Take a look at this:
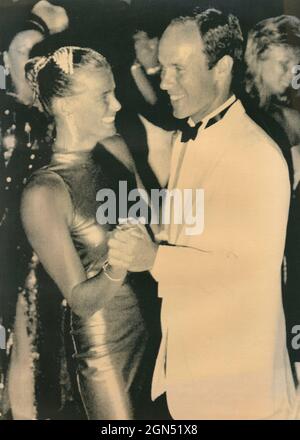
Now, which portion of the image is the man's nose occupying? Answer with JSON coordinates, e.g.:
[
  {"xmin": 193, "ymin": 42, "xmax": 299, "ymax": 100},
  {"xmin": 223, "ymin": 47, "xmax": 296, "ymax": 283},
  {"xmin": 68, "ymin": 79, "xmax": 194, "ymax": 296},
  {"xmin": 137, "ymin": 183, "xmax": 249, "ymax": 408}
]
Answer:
[
  {"xmin": 160, "ymin": 69, "xmax": 174, "ymax": 91},
  {"xmin": 110, "ymin": 94, "xmax": 121, "ymax": 113}
]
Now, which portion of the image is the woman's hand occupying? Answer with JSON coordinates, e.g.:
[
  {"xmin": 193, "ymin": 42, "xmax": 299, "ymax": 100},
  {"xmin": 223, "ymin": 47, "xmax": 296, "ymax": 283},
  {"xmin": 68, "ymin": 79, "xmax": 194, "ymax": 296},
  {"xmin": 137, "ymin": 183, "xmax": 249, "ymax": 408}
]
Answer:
[
  {"xmin": 107, "ymin": 222, "xmax": 158, "ymax": 272},
  {"xmin": 133, "ymin": 31, "xmax": 159, "ymax": 71}
]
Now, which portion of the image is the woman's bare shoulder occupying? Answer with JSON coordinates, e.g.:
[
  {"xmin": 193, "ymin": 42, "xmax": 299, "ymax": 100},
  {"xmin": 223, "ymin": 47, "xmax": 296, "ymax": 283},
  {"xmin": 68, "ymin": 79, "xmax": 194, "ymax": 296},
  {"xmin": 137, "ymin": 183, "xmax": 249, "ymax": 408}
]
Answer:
[
  {"xmin": 281, "ymin": 107, "xmax": 300, "ymax": 139},
  {"xmin": 21, "ymin": 170, "xmax": 72, "ymax": 224},
  {"xmin": 281, "ymin": 106, "xmax": 300, "ymax": 123},
  {"xmin": 272, "ymin": 105, "xmax": 300, "ymax": 145}
]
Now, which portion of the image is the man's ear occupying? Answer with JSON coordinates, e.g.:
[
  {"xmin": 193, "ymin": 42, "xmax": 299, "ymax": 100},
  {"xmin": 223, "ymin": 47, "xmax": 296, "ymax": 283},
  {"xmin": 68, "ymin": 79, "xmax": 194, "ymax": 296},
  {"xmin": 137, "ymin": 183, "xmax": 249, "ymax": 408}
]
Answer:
[{"xmin": 215, "ymin": 55, "xmax": 234, "ymax": 78}]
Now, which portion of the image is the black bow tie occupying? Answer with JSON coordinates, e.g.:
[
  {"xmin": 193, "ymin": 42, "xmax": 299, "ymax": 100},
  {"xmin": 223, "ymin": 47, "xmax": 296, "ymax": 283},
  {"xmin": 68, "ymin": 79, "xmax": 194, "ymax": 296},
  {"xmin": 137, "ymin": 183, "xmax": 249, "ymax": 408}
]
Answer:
[
  {"xmin": 179, "ymin": 99, "xmax": 237, "ymax": 143},
  {"xmin": 180, "ymin": 121, "xmax": 202, "ymax": 143}
]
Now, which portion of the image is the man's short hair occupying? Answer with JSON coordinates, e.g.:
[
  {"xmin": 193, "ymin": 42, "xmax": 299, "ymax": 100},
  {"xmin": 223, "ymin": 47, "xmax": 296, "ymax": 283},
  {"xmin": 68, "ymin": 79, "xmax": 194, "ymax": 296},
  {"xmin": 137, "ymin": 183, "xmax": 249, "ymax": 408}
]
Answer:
[{"xmin": 170, "ymin": 8, "xmax": 244, "ymax": 69}]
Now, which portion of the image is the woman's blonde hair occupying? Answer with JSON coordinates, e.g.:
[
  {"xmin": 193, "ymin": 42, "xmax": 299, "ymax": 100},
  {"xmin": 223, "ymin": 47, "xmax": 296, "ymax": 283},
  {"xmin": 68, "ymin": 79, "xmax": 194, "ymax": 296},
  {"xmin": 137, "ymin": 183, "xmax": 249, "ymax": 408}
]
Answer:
[
  {"xmin": 245, "ymin": 15, "xmax": 300, "ymax": 107},
  {"xmin": 25, "ymin": 46, "xmax": 110, "ymax": 114}
]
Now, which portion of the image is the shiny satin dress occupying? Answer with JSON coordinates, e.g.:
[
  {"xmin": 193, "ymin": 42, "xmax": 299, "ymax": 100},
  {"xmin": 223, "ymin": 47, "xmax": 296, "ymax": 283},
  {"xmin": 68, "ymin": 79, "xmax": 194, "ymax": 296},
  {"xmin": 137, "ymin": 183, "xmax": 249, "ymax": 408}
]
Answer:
[{"xmin": 30, "ymin": 148, "xmax": 148, "ymax": 420}]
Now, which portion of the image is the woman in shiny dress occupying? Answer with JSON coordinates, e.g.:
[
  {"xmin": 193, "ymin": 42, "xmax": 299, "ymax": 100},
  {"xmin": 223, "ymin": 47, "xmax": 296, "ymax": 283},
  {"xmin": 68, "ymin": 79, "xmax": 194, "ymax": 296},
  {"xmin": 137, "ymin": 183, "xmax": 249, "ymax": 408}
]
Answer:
[{"xmin": 21, "ymin": 46, "xmax": 149, "ymax": 420}]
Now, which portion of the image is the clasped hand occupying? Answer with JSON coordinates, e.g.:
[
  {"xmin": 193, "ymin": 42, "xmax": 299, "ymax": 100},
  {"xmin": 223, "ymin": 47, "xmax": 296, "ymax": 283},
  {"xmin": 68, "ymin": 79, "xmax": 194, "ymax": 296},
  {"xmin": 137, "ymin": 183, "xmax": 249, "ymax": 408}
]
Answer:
[{"xmin": 107, "ymin": 221, "xmax": 158, "ymax": 272}]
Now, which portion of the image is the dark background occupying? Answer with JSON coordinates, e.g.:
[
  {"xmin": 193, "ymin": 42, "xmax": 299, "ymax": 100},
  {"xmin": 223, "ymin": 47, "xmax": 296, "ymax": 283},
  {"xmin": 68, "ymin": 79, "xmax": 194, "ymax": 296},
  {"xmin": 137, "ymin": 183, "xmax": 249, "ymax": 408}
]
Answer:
[{"xmin": 1, "ymin": 0, "xmax": 299, "ymax": 46}]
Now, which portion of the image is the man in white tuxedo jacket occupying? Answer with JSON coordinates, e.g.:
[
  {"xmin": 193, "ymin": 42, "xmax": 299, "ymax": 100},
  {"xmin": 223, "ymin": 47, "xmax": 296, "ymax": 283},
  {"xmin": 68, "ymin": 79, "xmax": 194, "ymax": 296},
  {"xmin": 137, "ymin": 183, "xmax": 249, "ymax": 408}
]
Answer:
[{"xmin": 108, "ymin": 9, "xmax": 297, "ymax": 419}]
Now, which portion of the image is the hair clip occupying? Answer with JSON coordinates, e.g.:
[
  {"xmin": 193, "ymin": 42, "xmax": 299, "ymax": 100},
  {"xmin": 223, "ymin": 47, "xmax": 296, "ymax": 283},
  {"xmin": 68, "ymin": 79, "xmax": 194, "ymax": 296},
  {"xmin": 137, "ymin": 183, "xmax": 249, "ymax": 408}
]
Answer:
[
  {"xmin": 52, "ymin": 47, "xmax": 74, "ymax": 75},
  {"xmin": 33, "ymin": 56, "xmax": 49, "ymax": 76},
  {"xmin": 27, "ymin": 55, "xmax": 49, "ymax": 98}
]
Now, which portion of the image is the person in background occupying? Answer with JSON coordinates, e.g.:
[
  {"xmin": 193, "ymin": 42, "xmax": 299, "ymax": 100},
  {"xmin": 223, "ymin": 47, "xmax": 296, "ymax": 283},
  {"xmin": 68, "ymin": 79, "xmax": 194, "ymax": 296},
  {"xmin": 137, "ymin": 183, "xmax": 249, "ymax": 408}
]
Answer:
[
  {"xmin": 245, "ymin": 15, "xmax": 300, "ymax": 388},
  {"xmin": 127, "ymin": 28, "xmax": 175, "ymax": 190},
  {"xmin": 245, "ymin": 15, "xmax": 300, "ymax": 190},
  {"xmin": 0, "ymin": 0, "xmax": 71, "ymax": 420},
  {"xmin": 115, "ymin": 28, "xmax": 174, "ymax": 195}
]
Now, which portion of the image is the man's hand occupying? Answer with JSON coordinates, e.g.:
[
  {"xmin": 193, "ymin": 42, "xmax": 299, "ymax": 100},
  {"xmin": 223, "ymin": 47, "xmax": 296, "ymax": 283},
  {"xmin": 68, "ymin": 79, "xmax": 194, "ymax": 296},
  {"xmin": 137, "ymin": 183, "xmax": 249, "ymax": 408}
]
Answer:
[{"xmin": 108, "ymin": 223, "xmax": 158, "ymax": 272}]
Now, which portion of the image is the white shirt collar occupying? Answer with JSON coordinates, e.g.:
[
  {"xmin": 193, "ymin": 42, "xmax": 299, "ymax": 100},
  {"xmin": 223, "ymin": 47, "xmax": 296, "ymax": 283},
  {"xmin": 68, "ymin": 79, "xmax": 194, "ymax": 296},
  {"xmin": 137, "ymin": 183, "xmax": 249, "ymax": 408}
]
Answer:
[{"xmin": 187, "ymin": 94, "xmax": 237, "ymax": 128}]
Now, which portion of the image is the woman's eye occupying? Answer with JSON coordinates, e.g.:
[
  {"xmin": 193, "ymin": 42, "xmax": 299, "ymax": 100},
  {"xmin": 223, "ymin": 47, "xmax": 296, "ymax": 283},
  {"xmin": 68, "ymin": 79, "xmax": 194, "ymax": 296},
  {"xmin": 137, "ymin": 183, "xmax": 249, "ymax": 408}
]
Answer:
[{"xmin": 279, "ymin": 61, "xmax": 290, "ymax": 72}]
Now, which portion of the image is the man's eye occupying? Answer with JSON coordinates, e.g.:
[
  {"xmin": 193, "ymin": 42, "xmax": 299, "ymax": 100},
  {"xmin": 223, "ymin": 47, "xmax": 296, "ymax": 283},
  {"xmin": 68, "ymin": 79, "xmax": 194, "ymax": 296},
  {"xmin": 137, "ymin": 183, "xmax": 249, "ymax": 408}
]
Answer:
[{"xmin": 101, "ymin": 93, "xmax": 109, "ymax": 102}]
